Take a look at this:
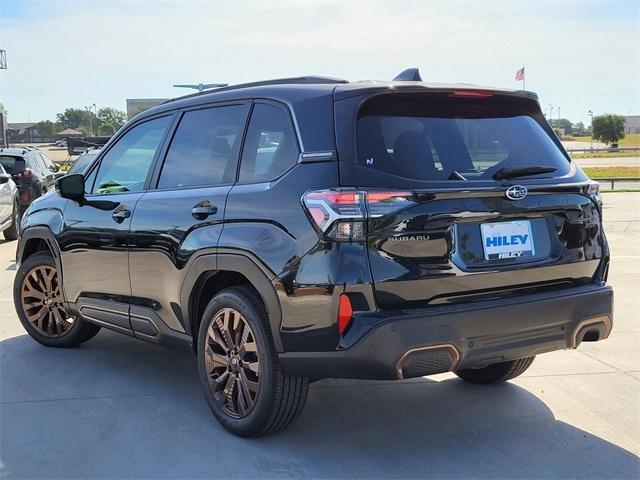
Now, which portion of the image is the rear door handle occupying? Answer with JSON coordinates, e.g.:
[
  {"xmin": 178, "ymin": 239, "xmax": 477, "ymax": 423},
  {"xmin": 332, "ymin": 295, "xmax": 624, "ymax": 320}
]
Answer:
[
  {"xmin": 112, "ymin": 207, "xmax": 131, "ymax": 223},
  {"xmin": 192, "ymin": 201, "xmax": 217, "ymax": 220}
]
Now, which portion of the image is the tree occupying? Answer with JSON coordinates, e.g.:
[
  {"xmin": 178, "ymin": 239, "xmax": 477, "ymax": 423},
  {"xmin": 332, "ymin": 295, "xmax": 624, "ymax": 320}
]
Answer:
[
  {"xmin": 592, "ymin": 114, "xmax": 626, "ymax": 146},
  {"xmin": 573, "ymin": 121, "xmax": 587, "ymax": 136},
  {"xmin": 0, "ymin": 102, "xmax": 7, "ymax": 117},
  {"xmin": 549, "ymin": 118, "xmax": 573, "ymax": 134},
  {"xmin": 56, "ymin": 108, "xmax": 96, "ymax": 135},
  {"xmin": 36, "ymin": 120, "xmax": 60, "ymax": 138},
  {"xmin": 97, "ymin": 107, "xmax": 127, "ymax": 135}
]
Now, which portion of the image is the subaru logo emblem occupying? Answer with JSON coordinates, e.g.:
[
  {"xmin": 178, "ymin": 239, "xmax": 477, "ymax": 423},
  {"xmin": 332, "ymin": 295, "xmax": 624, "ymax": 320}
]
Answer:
[{"xmin": 505, "ymin": 185, "xmax": 527, "ymax": 201}]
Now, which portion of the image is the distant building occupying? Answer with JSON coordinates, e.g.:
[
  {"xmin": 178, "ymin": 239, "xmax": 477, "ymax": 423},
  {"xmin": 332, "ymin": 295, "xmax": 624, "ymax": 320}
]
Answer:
[
  {"xmin": 6, "ymin": 122, "xmax": 56, "ymax": 143},
  {"xmin": 623, "ymin": 115, "xmax": 640, "ymax": 134},
  {"xmin": 126, "ymin": 99, "xmax": 167, "ymax": 119}
]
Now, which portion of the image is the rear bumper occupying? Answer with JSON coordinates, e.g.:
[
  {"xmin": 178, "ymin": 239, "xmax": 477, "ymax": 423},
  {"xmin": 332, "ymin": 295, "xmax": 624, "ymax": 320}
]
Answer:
[{"xmin": 279, "ymin": 283, "xmax": 613, "ymax": 380}]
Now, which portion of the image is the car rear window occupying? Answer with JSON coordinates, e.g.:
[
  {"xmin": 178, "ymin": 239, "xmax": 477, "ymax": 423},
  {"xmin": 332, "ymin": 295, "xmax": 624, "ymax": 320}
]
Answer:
[
  {"xmin": 0, "ymin": 155, "xmax": 25, "ymax": 175},
  {"xmin": 355, "ymin": 93, "xmax": 570, "ymax": 183}
]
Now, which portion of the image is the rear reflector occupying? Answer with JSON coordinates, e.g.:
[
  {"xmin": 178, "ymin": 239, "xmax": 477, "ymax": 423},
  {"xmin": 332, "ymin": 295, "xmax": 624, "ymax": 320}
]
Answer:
[
  {"xmin": 338, "ymin": 294, "xmax": 353, "ymax": 335},
  {"xmin": 450, "ymin": 90, "xmax": 493, "ymax": 98}
]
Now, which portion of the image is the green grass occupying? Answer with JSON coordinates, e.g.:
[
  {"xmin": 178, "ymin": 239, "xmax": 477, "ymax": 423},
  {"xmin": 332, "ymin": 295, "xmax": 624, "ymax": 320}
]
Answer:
[
  {"xmin": 582, "ymin": 167, "xmax": 640, "ymax": 179},
  {"xmin": 569, "ymin": 133, "xmax": 640, "ymax": 147},
  {"xmin": 571, "ymin": 150, "xmax": 640, "ymax": 158}
]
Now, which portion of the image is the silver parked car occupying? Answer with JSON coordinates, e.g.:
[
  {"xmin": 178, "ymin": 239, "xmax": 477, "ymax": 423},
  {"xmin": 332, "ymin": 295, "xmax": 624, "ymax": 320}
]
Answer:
[{"xmin": 0, "ymin": 162, "xmax": 18, "ymax": 240}]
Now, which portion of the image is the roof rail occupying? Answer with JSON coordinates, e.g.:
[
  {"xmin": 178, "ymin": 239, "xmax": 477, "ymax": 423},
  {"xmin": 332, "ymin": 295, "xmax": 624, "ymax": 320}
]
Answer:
[{"xmin": 165, "ymin": 75, "xmax": 349, "ymax": 103}]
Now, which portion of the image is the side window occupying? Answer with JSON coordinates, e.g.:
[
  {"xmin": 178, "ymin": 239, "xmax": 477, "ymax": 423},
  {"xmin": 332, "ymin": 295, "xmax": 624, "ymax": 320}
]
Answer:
[
  {"xmin": 158, "ymin": 105, "xmax": 248, "ymax": 189},
  {"xmin": 92, "ymin": 116, "xmax": 171, "ymax": 195},
  {"xmin": 239, "ymin": 104, "xmax": 299, "ymax": 184}
]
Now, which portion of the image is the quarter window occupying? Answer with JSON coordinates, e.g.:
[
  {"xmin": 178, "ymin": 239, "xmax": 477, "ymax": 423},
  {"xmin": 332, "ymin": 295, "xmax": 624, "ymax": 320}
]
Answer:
[
  {"xmin": 158, "ymin": 105, "xmax": 248, "ymax": 189},
  {"xmin": 239, "ymin": 104, "xmax": 299, "ymax": 183},
  {"xmin": 92, "ymin": 116, "xmax": 171, "ymax": 195}
]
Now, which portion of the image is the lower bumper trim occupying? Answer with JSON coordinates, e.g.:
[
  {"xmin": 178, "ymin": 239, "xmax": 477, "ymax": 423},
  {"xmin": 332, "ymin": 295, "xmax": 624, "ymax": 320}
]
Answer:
[{"xmin": 279, "ymin": 284, "xmax": 614, "ymax": 380}]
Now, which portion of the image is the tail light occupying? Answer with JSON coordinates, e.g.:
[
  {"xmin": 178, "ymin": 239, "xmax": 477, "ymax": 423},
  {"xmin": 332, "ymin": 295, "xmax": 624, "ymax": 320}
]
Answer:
[
  {"xmin": 586, "ymin": 182, "xmax": 603, "ymax": 207},
  {"xmin": 20, "ymin": 191, "xmax": 30, "ymax": 202},
  {"xmin": 13, "ymin": 168, "xmax": 33, "ymax": 180},
  {"xmin": 302, "ymin": 188, "xmax": 415, "ymax": 241}
]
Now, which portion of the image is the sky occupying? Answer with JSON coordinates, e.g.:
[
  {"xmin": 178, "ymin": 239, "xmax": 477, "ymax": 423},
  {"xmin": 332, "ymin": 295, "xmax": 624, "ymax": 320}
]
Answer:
[{"xmin": 0, "ymin": 0, "xmax": 638, "ymax": 125}]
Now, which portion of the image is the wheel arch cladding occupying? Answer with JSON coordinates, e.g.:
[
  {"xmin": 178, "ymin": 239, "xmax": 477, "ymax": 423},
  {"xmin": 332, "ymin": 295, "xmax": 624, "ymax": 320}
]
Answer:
[
  {"xmin": 18, "ymin": 226, "xmax": 60, "ymax": 267},
  {"xmin": 181, "ymin": 254, "xmax": 284, "ymax": 352}
]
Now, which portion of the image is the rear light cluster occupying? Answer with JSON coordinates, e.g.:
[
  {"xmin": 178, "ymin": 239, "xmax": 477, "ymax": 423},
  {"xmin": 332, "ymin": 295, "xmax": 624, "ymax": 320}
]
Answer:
[
  {"xmin": 302, "ymin": 188, "xmax": 415, "ymax": 241},
  {"xmin": 586, "ymin": 182, "xmax": 602, "ymax": 203},
  {"xmin": 13, "ymin": 168, "xmax": 33, "ymax": 180}
]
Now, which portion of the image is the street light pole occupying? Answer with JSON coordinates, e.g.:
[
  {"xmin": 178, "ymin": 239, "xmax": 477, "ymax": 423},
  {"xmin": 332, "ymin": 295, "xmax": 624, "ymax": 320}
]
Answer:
[
  {"xmin": 85, "ymin": 106, "xmax": 93, "ymax": 136},
  {"xmin": 93, "ymin": 103, "xmax": 97, "ymax": 135},
  {"xmin": 588, "ymin": 110, "xmax": 594, "ymax": 150}
]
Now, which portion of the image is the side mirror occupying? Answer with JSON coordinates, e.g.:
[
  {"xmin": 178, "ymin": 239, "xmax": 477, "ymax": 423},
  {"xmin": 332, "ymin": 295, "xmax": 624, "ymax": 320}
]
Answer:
[
  {"xmin": 0, "ymin": 175, "xmax": 9, "ymax": 184},
  {"xmin": 57, "ymin": 174, "xmax": 85, "ymax": 202}
]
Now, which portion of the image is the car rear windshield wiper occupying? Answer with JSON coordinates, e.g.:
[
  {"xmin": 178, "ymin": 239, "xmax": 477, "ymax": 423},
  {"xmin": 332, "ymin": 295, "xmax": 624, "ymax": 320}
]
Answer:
[
  {"xmin": 448, "ymin": 170, "xmax": 468, "ymax": 181},
  {"xmin": 492, "ymin": 166, "xmax": 557, "ymax": 180}
]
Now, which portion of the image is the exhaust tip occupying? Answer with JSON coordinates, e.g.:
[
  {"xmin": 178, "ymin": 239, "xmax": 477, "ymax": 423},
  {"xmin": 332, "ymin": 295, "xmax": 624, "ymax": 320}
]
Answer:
[
  {"xmin": 396, "ymin": 344, "xmax": 460, "ymax": 379},
  {"xmin": 570, "ymin": 315, "xmax": 612, "ymax": 348}
]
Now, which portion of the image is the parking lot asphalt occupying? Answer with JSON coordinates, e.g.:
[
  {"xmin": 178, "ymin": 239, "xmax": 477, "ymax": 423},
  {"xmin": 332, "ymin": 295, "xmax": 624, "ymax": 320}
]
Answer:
[{"xmin": 0, "ymin": 193, "xmax": 638, "ymax": 479}]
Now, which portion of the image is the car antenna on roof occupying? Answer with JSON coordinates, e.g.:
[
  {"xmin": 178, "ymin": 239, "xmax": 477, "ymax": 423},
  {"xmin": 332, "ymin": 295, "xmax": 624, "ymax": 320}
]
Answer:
[{"xmin": 393, "ymin": 68, "xmax": 423, "ymax": 81}]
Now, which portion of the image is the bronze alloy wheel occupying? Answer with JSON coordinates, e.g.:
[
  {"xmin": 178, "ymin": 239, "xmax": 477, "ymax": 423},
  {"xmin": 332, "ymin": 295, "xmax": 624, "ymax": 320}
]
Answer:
[
  {"xmin": 204, "ymin": 307, "xmax": 260, "ymax": 418},
  {"xmin": 20, "ymin": 265, "xmax": 73, "ymax": 337}
]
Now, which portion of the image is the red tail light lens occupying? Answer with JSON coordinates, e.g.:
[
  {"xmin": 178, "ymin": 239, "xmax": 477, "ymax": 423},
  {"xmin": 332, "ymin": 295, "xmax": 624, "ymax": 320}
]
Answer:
[
  {"xmin": 450, "ymin": 90, "xmax": 493, "ymax": 98},
  {"xmin": 302, "ymin": 189, "xmax": 366, "ymax": 241},
  {"xmin": 338, "ymin": 294, "xmax": 353, "ymax": 335},
  {"xmin": 302, "ymin": 189, "xmax": 415, "ymax": 241},
  {"xmin": 13, "ymin": 168, "xmax": 33, "ymax": 180},
  {"xmin": 366, "ymin": 190, "xmax": 414, "ymax": 218},
  {"xmin": 20, "ymin": 191, "xmax": 30, "ymax": 202}
]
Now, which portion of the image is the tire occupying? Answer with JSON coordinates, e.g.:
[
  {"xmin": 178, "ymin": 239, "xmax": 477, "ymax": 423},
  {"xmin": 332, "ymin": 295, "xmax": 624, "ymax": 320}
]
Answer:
[
  {"xmin": 197, "ymin": 286, "xmax": 308, "ymax": 437},
  {"xmin": 3, "ymin": 202, "xmax": 18, "ymax": 241},
  {"xmin": 454, "ymin": 356, "xmax": 535, "ymax": 385},
  {"xmin": 13, "ymin": 252, "xmax": 101, "ymax": 347}
]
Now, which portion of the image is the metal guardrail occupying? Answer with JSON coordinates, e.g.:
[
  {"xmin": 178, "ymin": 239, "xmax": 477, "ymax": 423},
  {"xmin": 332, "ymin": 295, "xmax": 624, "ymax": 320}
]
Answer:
[
  {"xmin": 596, "ymin": 178, "xmax": 639, "ymax": 190},
  {"xmin": 567, "ymin": 147, "xmax": 640, "ymax": 154}
]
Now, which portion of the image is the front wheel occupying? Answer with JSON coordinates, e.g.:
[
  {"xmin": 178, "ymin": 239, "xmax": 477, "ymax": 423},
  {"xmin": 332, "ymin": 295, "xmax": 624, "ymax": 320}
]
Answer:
[
  {"xmin": 454, "ymin": 356, "xmax": 535, "ymax": 385},
  {"xmin": 197, "ymin": 286, "xmax": 308, "ymax": 437},
  {"xmin": 13, "ymin": 252, "xmax": 101, "ymax": 347}
]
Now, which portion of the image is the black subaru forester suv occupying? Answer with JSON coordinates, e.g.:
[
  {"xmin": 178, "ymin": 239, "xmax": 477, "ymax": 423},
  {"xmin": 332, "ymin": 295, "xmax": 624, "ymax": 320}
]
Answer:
[{"xmin": 14, "ymin": 70, "xmax": 613, "ymax": 437}]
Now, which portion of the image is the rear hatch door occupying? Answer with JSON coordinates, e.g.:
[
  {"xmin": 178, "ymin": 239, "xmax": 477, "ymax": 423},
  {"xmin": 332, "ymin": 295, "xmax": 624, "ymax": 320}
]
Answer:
[{"xmin": 336, "ymin": 89, "xmax": 606, "ymax": 309}]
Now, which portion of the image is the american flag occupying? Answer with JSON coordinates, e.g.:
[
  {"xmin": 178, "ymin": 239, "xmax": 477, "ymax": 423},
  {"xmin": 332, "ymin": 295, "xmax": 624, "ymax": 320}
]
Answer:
[{"xmin": 515, "ymin": 67, "xmax": 525, "ymax": 81}]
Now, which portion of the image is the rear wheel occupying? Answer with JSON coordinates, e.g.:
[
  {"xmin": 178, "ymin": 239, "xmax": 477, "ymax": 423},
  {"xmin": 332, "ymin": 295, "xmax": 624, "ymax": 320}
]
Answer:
[
  {"xmin": 454, "ymin": 356, "xmax": 535, "ymax": 385},
  {"xmin": 3, "ymin": 202, "xmax": 18, "ymax": 241},
  {"xmin": 13, "ymin": 252, "xmax": 101, "ymax": 347},
  {"xmin": 197, "ymin": 286, "xmax": 308, "ymax": 437}
]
